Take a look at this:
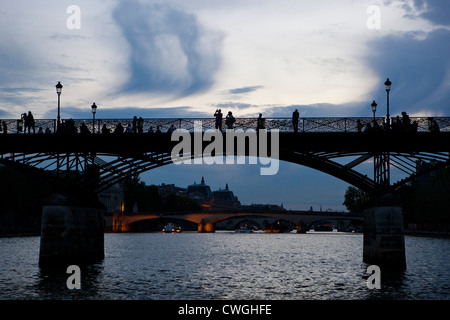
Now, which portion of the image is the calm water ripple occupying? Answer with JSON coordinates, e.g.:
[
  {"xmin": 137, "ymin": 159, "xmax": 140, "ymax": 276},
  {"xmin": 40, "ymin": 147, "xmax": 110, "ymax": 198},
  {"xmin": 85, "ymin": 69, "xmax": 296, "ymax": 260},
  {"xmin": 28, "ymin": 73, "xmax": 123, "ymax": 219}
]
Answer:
[{"xmin": 0, "ymin": 232, "xmax": 448, "ymax": 300}]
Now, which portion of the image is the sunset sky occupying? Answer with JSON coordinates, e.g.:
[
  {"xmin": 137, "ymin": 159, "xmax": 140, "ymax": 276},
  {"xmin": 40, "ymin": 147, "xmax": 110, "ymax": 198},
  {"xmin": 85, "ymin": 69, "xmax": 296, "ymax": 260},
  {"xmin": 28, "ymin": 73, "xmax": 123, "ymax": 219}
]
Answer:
[{"xmin": 1, "ymin": 0, "xmax": 449, "ymax": 210}]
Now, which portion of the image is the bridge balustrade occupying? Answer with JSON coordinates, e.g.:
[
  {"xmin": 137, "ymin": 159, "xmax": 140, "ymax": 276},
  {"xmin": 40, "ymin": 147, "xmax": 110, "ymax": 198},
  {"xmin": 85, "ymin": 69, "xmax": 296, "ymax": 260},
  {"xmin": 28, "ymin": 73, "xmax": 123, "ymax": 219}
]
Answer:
[{"xmin": 0, "ymin": 117, "xmax": 449, "ymax": 134}]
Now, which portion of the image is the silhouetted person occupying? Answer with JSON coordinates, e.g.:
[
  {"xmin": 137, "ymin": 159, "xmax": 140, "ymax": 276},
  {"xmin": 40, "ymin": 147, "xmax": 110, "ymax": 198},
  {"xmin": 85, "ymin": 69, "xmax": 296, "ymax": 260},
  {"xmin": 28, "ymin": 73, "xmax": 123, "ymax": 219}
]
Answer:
[
  {"xmin": 148, "ymin": 126, "xmax": 154, "ymax": 134},
  {"xmin": 167, "ymin": 124, "xmax": 176, "ymax": 134},
  {"xmin": 429, "ymin": 118, "xmax": 440, "ymax": 133},
  {"xmin": 102, "ymin": 124, "xmax": 111, "ymax": 134},
  {"xmin": 45, "ymin": 127, "xmax": 52, "ymax": 134},
  {"xmin": 214, "ymin": 109, "xmax": 223, "ymax": 131},
  {"xmin": 80, "ymin": 123, "xmax": 91, "ymax": 135},
  {"xmin": 433, "ymin": 120, "xmax": 440, "ymax": 133},
  {"xmin": 37, "ymin": 127, "xmax": 44, "ymax": 134},
  {"xmin": 114, "ymin": 123, "xmax": 124, "ymax": 134},
  {"xmin": 132, "ymin": 116, "xmax": 137, "ymax": 133},
  {"xmin": 356, "ymin": 119, "xmax": 362, "ymax": 133},
  {"xmin": 364, "ymin": 122, "xmax": 372, "ymax": 132},
  {"xmin": 292, "ymin": 109, "xmax": 299, "ymax": 133},
  {"xmin": 125, "ymin": 123, "xmax": 133, "ymax": 133},
  {"xmin": 257, "ymin": 113, "xmax": 265, "ymax": 130},
  {"xmin": 392, "ymin": 115, "xmax": 401, "ymax": 132},
  {"xmin": 225, "ymin": 111, "xmax": 235, "ymax": 129},
  {"xmin": 401, "ymin": 112, "xmax": 410, "ymax": 125},
  {"xmin": 137, "ymin": 117, "xmax": 144, "ymax": 134},
  {"xmin": 66, "ymin": 118, "xmax": 77, "ymax": 134},
  {"xmin": 401, "ymin": 111, "xmax": 411, "ymax": 132},
  {"xmin": 18, "ymin": 114, "xmax": 25, "ymax": 133},
  {"xmin": 27, "ymin": 111, "xmax": 35, "ymax": 134},
  {"xmin": 155, "ymin": 126, "xmax": 162, "ymax": 134}
]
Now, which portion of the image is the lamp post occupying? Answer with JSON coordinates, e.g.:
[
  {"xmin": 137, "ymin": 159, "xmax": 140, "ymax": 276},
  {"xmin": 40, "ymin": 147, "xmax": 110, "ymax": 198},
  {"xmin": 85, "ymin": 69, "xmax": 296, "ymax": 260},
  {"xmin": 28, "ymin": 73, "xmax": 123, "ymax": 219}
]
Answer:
[
  {"xmin": 55, "ymin": 82, "xmax": 63, "ymax": 131},
  {"xmin": 371, "ymin": 100, "xmax": 377, "ymax": 125},
  {"xmin": 91, "ymin": 102, "xmax": 97, "ymax": 134},
  {"xmin": 384, "ymin": 78, "xmax": 391, "ymax": 130}
]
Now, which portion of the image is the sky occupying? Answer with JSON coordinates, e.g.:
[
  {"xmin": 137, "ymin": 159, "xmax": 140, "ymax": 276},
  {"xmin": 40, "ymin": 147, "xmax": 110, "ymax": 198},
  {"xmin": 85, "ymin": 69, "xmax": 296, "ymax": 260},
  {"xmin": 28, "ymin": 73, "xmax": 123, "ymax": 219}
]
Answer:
[{"xmin": 1, "ymin": 0, "xmax": 449, "ymax": 210}]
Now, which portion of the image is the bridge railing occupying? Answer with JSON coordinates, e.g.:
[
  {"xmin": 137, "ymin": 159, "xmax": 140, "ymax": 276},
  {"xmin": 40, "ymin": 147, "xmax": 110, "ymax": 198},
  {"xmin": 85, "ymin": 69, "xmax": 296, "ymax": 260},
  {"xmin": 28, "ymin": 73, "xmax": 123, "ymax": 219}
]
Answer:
[{"xmin": 0, "ymin": 117, "xmax": 449, "ymax": 134}]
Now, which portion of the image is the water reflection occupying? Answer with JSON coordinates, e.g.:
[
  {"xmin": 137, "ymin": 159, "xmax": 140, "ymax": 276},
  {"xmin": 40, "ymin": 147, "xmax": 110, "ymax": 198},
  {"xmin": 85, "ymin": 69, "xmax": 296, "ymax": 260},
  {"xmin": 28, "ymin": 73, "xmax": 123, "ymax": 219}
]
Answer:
[
  {"xmin": 37, "ymin": 263, "xmax": 105, "ymax": 299},
  {"xmin": 362, "ymin": 265, "xmax": 407, "ymax": 299},
  {"xmin": 0, "ymin": 233, "xmax": 448, "ymax": 299}
]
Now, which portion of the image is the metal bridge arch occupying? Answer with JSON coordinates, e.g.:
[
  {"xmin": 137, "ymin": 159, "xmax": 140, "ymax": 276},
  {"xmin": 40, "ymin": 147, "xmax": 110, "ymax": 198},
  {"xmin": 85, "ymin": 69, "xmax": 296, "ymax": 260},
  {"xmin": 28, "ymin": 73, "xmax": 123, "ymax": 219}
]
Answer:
[{"xmin": 3, "ymin": 148, "xmax": 448, "ymax": 197}]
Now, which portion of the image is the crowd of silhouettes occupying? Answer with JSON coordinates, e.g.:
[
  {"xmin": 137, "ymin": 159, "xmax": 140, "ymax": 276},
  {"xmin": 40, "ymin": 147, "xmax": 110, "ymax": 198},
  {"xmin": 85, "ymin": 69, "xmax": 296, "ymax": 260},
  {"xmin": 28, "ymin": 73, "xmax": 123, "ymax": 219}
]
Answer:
[
  {"xmin": 391, "ymin": 112, "xmax": 418, "ymax": 133},
  {"xmin": 0, "ymin": 110, "xmax": 443, "ymax": 135},
  {"xmin": 359, "ymin": 111, "xmax": 439, "ymax": 134}
]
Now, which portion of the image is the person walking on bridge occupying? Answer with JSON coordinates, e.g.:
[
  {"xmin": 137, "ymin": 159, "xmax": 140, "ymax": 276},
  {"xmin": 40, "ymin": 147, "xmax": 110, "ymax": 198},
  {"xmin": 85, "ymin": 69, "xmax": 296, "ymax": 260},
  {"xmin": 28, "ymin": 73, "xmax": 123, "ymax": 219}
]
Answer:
[
  {"xmin": 292, "ymin": 109, "xmax": 299, "ymax": 133},
  {"xmin": 257, "ymin": 113, "xmax": 265, "ymax": 130},
  {"xmin": 214, "ymin": 109, "xmax": 223, "ymax": 131},
  {"xmin": 27, "ymin": 111, "xmax": 35, "ymax": 134}
]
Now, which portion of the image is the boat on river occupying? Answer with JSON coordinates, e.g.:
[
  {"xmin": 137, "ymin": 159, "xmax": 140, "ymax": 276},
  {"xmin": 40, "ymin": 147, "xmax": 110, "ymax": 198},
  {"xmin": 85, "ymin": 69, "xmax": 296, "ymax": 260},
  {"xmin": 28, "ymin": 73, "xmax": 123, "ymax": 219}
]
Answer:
[
  {"xmin": 162, "ymin": 223, "xmax": 182, "ymax": 233},
  {"xmin": 263, "ymin": 221, "xmax": 290, "ymax": 233},
  {"xmin": 235, "ymin": 225, "xmax": 253, "ymax": 233}
]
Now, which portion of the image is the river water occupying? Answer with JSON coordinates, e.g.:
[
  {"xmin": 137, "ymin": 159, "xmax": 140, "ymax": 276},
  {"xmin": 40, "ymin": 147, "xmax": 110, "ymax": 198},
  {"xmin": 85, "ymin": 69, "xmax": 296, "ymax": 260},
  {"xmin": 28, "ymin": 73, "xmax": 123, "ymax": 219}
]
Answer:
[{"xmin": 0, "ymin": 232, "xmax": 448, "ymax": 300}]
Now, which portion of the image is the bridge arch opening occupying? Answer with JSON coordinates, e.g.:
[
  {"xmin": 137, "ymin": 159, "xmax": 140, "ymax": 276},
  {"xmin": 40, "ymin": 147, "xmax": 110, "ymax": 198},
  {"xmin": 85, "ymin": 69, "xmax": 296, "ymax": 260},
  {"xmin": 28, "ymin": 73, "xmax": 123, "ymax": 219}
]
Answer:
[{"xmin": 125, "ymin": 217, "xmax": 198, "ymax": 232}]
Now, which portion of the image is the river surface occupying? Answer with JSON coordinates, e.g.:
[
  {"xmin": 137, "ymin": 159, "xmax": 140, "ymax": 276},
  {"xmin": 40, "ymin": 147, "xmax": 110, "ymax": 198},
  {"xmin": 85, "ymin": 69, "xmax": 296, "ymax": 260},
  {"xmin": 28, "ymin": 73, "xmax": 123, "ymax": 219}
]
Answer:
[{"xmin": 0, "ymin": 232, "xmax": 448, "ymax": 300}]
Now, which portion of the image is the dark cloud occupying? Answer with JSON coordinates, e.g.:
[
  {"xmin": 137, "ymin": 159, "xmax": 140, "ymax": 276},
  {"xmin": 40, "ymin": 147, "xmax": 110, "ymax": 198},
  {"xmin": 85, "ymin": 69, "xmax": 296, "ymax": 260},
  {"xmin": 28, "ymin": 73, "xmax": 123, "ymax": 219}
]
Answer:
[
  {"xmin": 214, "ymin": 102, "xmax": 255, "ymax": 110},
  {"xmin": 401, "ymin": 0, "xmax": 450, "ymax": 26},
  {"xmin": 112, "ymin": 0, "xmax": 223, "ymax": 97},
  {"xmin": 366, "ymin": 28, "xmax": 450, "ymax": 115},
  {"xmin": 263, "ymin": 102, "xmax": 368, "ymax": 118},
  {"xmin": 227, "ymin": 86, "xmax": 263, "ymax": 95},
  {"xmin": 43, "ymin": 106, "xmax": 210, "ymax": 119}
]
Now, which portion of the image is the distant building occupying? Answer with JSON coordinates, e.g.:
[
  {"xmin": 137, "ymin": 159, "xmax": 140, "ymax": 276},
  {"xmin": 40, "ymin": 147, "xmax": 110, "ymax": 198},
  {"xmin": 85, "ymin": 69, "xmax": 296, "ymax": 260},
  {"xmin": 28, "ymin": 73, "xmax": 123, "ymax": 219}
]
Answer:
[
  {"xmin": 186, "ymin": 177, "xmax": 212, "ymax": 209},
  {"xmin": 157, "ymin": 183, "xmax": 186, "ymax": 199},
  {"xmin": 211, "ymin": 183, "xmax": 241, "ymax": 211},
  {"xmin": 98, "ymin": 183, "xmax": 124, "ymax": 215},
  {"xmin": 242, "ymin": 203, "xmax": 285, "ymax": 212}
]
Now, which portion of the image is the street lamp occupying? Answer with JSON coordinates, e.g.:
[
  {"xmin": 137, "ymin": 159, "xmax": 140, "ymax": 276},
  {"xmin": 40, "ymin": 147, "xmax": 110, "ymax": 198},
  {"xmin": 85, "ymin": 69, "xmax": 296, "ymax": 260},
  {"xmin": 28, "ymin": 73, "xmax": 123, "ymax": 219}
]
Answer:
[
  {"xmin": 91, "ymin": 102, "xmax": 97, "ymax": 134},
  {"xmin": 384, "ymin": 78, "xmax": 391, "ymax": 130},
  {"xmin": 55, "ymin": 82, "xmax": 63, "ymax": 131},
  {"xmin": 371, "ymin": 100, "xmax": 377, "ymax": 125}
]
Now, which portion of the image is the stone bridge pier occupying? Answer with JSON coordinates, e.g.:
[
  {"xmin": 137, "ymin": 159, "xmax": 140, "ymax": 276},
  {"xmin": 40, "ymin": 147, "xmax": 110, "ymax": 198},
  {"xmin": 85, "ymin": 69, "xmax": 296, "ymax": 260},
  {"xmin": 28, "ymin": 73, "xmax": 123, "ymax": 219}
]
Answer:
[
  {"xmin": 39, "ymin": 196, "xmax": 105, "ymax": 266},
  {"xmin": 363, "ymin": 194, "xmax": 406, "ymax": 270},
  {"xmin": 198, "ymin": 220, "xmax": 216, "ymax": 233}
]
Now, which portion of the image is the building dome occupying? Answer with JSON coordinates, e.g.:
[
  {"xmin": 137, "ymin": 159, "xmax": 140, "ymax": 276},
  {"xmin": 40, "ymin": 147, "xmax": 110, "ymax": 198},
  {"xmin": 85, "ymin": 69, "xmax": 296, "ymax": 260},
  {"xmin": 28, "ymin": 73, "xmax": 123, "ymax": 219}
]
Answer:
[
  {"xmin": 211, "ymin": 183, "xmax": 241, "ymax": 210},
  {"xmin": 186, "ymin": 177, "xmax": 212, "ymax": 202}
]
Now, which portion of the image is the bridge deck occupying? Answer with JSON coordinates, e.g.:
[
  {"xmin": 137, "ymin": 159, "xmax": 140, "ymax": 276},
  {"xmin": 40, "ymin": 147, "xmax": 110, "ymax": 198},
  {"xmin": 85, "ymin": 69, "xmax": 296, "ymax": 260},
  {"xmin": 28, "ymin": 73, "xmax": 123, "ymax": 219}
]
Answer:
[{"xmin": 1, "ymin": 131, "xmax": 449, "ymax": 154}]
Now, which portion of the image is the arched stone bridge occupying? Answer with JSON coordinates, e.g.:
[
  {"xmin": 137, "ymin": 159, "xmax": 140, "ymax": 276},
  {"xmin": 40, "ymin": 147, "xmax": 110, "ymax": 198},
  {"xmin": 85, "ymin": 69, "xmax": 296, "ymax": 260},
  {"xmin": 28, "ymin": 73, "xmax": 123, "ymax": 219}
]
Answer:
[{"xmin": 111, "ymin": 210, "xmax": 364, "ymax": 233}]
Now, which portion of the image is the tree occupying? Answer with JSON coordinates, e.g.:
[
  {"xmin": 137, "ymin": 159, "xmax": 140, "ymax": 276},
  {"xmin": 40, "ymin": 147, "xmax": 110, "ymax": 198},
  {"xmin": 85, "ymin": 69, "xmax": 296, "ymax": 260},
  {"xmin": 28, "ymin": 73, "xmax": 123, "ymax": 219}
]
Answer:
[{"xmin": 343, "ymin": 186, "xmax": 372, "ymax": 213}]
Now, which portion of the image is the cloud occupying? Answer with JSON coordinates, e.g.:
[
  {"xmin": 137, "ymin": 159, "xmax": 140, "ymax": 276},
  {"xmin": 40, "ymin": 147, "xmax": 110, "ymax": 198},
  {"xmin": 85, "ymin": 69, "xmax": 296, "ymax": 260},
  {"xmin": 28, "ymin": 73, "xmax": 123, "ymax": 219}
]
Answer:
[
  {"xmin": 43, "ymin": 106, "xmax": 210, "ymax": 119},
  {"xmin": 366, "ymin": 28, "xmax": 450, "ymax": 115},
  {"xmin": 226, "ymin": 85, "xmax": 263, "ymax": 95},
  {"xmin": 400, "ymin": 0, "xmax": 450, "ymax": 26},
  {"xmin": 112, "ymin": 0, "xmax": 223, "ymax": 97}
]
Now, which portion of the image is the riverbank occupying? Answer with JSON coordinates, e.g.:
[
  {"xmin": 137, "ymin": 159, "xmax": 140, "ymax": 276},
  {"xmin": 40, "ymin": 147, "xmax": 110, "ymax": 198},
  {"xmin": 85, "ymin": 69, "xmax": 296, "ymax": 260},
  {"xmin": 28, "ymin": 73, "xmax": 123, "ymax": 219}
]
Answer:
[{"xmin": 405, "ymin": 223, "xmax": 450, "ymax": 238}]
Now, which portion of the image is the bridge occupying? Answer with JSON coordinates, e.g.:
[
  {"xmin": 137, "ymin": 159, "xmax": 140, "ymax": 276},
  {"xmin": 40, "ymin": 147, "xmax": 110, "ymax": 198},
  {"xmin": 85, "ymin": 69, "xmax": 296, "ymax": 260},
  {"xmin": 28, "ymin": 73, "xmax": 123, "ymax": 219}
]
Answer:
[
  {"xmin": 1, "ymin": 116, "xmax": 449, "ymax": 195},
  {"xmin": 1, "ymin": 116, "xmax": 449, "ymax": 269},
  {"xmin": 110, "ymin": 210, "xmax": 364, "ymax": 233}
]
